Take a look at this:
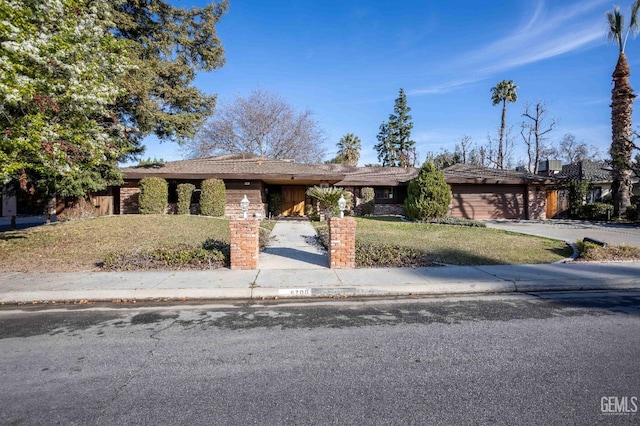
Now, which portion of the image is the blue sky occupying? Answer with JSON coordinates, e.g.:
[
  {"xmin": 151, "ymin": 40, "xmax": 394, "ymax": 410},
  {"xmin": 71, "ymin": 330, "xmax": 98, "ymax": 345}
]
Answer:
[{"xmin": 144, "ymin": 0, "xmax": 640, "ymax": 166}]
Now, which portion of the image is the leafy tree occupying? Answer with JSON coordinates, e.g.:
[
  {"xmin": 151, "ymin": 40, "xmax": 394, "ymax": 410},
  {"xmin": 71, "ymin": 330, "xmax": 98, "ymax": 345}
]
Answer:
[
  {"xmin": 110, "ymin": 0, "xmax": 228, "ymax": 144},
  {"xmin": 0, "ymin": 0, "xmax": 136, "ymax": 202},
  {"xmin": 404, "ymin": 161, "xmax": 452, "ymax": 221},
  {"xmin": 426, "ymin": 149, "xmax": 462, "ymax": 169},
  {"xmin": 335, "ymin": 133, "xmax": 361, "ymax": 166},
  {"xmin": 607, "ymin": 1, "xmax": 640, "ymax": 216},
  {"xmin": 490, "ymin": 80, "xmax": 518, "ymax": 169},
  {"xmin": 186, "ymin": 88, "xmax": 326, "ymax": 163},
  {"xmin": 374, "ymin": 89, "xmax": 417, "ymax": 167},
  {"xmin": 520, "ymin": 102, "xmax": 557, "ymax": 173}
]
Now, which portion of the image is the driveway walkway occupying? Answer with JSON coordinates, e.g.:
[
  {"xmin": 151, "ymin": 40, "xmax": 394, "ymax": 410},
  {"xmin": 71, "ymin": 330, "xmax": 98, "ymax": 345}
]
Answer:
[
  {"xmin": 259, "ymin": 220, "xmax": 328, "ymax": 269},
  {"xmin": 485, "ymin": 220, "xmax": 640, "ymax": 247}
]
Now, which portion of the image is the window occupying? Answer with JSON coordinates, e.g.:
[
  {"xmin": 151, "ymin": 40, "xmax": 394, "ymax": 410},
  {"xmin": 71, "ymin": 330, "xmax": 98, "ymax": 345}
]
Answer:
[
  {"xmin": 589, "ymin": 187, "xmax": 602, "ymax": 203},
  {"xmin": 374, "ymin": 187, "xmax": 394, "ymax": 199}
]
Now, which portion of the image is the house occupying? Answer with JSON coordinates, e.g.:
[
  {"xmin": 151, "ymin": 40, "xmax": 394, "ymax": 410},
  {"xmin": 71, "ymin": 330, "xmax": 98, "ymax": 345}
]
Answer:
[
  {"xmin": 544, "ymin": 160, "xmax": 639, "ymax": 218},
  {"xmin": 115, "ymin": 155, "xmax": 554, "ymax": 220}
]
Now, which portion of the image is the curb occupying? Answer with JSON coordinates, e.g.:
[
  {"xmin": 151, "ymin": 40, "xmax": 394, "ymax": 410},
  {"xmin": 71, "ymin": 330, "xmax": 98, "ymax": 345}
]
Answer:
[{"xmin": 3, "ymin": 281, "xmax": 640, "ymax": 305}]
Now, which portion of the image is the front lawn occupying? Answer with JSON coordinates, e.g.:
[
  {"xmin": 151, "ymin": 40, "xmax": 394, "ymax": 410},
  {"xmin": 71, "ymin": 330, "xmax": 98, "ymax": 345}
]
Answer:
[
  {"xmin": 318, "ymin": 217, "xmax": 573, "ymax": 266},
  {"xmin": 0, "ymin": 215, "xmax": 230, "ymax": 272}
]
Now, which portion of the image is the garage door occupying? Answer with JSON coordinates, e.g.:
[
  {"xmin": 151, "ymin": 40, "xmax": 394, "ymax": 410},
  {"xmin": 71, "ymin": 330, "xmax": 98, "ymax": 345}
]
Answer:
[{"xmin": 449, "ymin": 184, "xmax": 526, "ymax": 220}]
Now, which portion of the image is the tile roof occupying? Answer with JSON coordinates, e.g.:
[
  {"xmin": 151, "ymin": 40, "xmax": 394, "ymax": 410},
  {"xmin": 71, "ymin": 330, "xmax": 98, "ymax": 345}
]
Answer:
[
  {"xmin": 555, "ymin": 160, "xmax": 614, "ymax": 182},
  {"xmin": 442, "ymin": 164, "xmax": 553, "ymax": 184},
  {"xmin": 120, "ymin": 155, "xmax": 555, "ymax": 186},
  {"xmin": 321, "ymin": 164, "xmax": 419, "ymax": 186},
  {"xmin": 121, "ymin": 154, "xmax": 344, "ymax": 181}
]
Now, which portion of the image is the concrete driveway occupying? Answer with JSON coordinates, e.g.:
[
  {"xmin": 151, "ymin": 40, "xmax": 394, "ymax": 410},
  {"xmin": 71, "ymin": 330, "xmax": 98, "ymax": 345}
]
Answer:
[{"xmin": 485, "ymin": 220, "xmax": 640, "ymax": 247}]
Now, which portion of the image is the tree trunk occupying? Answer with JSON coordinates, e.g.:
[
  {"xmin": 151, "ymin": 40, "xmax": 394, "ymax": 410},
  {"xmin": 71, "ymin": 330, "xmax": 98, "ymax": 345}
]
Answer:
[
  {"xmin": 610, "ymin": 52, "xmax": 636, "ymax": 217},
  {"xmin": 498, "ymin": 101, "xmax": 506, "ymax": 169}
]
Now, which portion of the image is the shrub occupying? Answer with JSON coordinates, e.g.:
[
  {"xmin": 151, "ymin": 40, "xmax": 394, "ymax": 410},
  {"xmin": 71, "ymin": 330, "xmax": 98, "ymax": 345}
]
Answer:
[
  {"xmin": 359, "ymin": 187, "xmax": 375, "ymax": 216},
  {"xmin": 429, "ymin": 217, "xmax": 486, "ymax": 227},
  {"xmin": 268, "ymin": 193, "xmax": 283, "ymax": 216},
  {"xmin": 579, "ymin": 202, "xmax": 613, "ymax": 221},
  {"xmin": 200, "ymin": 179, "xmax": 226, "ymax": 217},
  {"xmin": 568, "ymin": 180, "xmax": 590, "ymax": 218},
  {"xmin": 625, "ymin": 205, "xmax": 639, "ymax": 221},
  {"xmin": 58, "ymin": 197, "xmax": 100, "ymax": 221},
  {"xmin": 176, "ymin": 183, "xmax": 195, "ymax": 215},
  {"xmin": 139, "ymin": 177, "xmax": 168, "ymax": 214},
  {"xmin": 305, "ymin": 203, "xmax": 320, "ymax": 221},
  {"xmin": 576, "ymin": 239, "xmax": 640, "ymax": 261},
  {"xmin": 306, "ymin": 186, "xmax": 352, "ymax": 219},
  {"xmin": 404, "ymin": 161, "xmax": 452, "ymax": 221},
  {"xmin": 102, "ymin": 241, "xmax": 228, "ymax": 270}
]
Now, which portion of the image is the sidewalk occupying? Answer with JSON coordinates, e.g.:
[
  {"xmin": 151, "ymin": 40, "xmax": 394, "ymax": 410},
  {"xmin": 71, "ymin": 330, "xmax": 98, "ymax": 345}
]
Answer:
[
  {"xmin": 1, "ymin": 262, "xmax": 639, "ymax": 304},
  {"xmin": 1, "ymin": 219, "xmax": 639, "ymax": 304}
]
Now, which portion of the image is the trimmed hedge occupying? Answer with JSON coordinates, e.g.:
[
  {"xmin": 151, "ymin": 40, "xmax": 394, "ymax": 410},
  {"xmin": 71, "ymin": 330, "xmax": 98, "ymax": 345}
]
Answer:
[
  {"xmin": 139, "ymin": 177, "xmax": 168, "ymax": 214},
  {"xmin": 200, "ymin": 179, "xmax": 226, "ymax": 217},
  {"xmin": 177, "ymin": 183, "xmax": 195, "ymax": 215},
  {"xmin": 579, "ymin": 202, "xmax": 613, "ymax": 221},
  {"xmin": 359, "ymin": 187, "xmax": 375, "ymax": 216}
]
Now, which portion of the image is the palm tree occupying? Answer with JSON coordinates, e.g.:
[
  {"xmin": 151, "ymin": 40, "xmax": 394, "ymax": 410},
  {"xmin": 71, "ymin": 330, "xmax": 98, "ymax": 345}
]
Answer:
[
  {"xmin": 607, "ymin": 1, "xmax": 640, "ymax": 217},
  {"xmin": 336, "ymin": 133, "xmax": 362, "ymax": 166},
  {"xmin": 490, "ymin": 80, "xmax": 518, "ymax": 169}
]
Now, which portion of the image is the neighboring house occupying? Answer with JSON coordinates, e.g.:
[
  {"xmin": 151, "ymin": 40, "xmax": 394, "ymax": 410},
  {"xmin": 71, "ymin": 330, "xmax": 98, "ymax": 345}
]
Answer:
[
  {"xmin": 115, "ymin": 155, "xmax": 554, "ymax": 220},
  {"xmin": 544, "ymin": 160, "xmax": 640, "ymax": 218},
  {"xmin": 555, "ymin": 160, "xmax": 640, "ymax": 202}
]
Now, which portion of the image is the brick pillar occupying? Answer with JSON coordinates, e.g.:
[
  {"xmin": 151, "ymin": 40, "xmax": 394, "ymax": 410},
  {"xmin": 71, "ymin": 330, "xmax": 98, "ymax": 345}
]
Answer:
[
  {"xmin": 328, "ymin": 217, "xmax": 356, "ymax": 269},
  {"xmin": 229, "ymin": 218, "xmax": 260, "ymax": 270}
]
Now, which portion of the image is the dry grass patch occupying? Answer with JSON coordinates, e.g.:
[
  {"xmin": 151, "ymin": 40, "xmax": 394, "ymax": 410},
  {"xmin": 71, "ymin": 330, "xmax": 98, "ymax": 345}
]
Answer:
[
  {"xmin": 350, "ymin": 217, "xmax": 572, "ymax": 266},
  {"xmin": 576, "ymin": 240, "xmax": 640, "ymax": 262},
  {"xmin": 0, "ymin": 215, "xmax": 230, "ymax": 272}
]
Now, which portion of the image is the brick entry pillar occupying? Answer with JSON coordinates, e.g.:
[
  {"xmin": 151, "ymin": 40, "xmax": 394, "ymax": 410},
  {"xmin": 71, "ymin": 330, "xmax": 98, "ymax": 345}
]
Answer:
[
  {"xmin": 328, "ymin": 217, "xmax": 356, "ymax": 269},
  {"xmin": 229, "ymin": 218, "xmax": 259, "ymax": 270}
]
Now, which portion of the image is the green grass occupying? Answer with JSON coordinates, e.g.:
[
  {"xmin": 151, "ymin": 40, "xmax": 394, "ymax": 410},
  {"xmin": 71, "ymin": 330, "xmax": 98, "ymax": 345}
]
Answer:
[
  {"xmin": 0, "ymin": 215, "xmax": 230, "ymax": 272},
  {"xmin": 317, "ymin": 217, "xmax": 573, "ymax": 266}
]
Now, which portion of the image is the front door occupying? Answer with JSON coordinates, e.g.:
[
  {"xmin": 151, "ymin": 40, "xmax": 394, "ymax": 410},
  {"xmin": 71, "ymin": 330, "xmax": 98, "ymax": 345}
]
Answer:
[
  {"xmin": 282, "ymin": 186, "xmax": 306, "ymax": 216},
  {"xmin": 546, "ymin": 190, "xmax": 558, "ymax": 219}
]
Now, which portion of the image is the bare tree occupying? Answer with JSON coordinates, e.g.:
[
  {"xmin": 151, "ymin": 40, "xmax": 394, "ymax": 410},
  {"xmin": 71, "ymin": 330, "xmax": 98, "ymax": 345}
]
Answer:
[
  {"xmin": 556, "ymin": 133, "xmax": 601, "ymax": 164},
  {"xmin": 484, "ymin": 126, "xmax": 516, "ymax": 169},
  {"xmin": 457, "ymin": 135, "xmax": 473, "ymax": 164},
  {"xmin": 520, "ymin": 102, "xmax": 557, "ymax": 173},
  {"xmin": 185, "ymin": 88, "xmax": 327, "ymax": 163}
]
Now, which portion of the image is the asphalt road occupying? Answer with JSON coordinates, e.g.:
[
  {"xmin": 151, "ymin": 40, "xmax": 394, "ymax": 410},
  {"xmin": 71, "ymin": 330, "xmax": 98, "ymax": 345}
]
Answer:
[{"xmin": 1, "ymin": 292, "xmax": 639, "ymax": 425}]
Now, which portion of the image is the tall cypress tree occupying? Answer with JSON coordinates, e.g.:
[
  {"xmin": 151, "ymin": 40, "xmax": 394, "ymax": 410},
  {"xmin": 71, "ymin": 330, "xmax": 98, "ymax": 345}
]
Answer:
[{"xmin": 374, "ymin": 89, "xmax": 417, "ymax": 167}]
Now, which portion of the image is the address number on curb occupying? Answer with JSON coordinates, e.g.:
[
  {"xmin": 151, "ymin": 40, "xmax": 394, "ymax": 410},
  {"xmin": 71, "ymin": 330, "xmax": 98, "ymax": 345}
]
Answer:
[{"xmin": 279, "ymin": 288, "xmax": 312, "ymax": 296}]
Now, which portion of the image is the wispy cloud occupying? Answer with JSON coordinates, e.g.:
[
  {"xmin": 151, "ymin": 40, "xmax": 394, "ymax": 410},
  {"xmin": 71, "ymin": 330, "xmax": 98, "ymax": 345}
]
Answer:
[{"xmin": 412, "ymin": 0, "xmax": 610, "ymax": 95}]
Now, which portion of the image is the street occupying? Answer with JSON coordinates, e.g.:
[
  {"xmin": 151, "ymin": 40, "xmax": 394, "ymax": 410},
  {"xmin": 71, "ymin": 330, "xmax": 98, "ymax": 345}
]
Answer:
[{"xmin": 1, "ymin": 292, "xmax": 639, "ymax": 425}]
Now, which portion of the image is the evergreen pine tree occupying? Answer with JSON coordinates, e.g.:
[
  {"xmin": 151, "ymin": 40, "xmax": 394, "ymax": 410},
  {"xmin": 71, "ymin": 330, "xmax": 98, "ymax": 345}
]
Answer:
[{"xmin": 374, "ymin": 89, "xmax": 417, "ymax": 167}]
